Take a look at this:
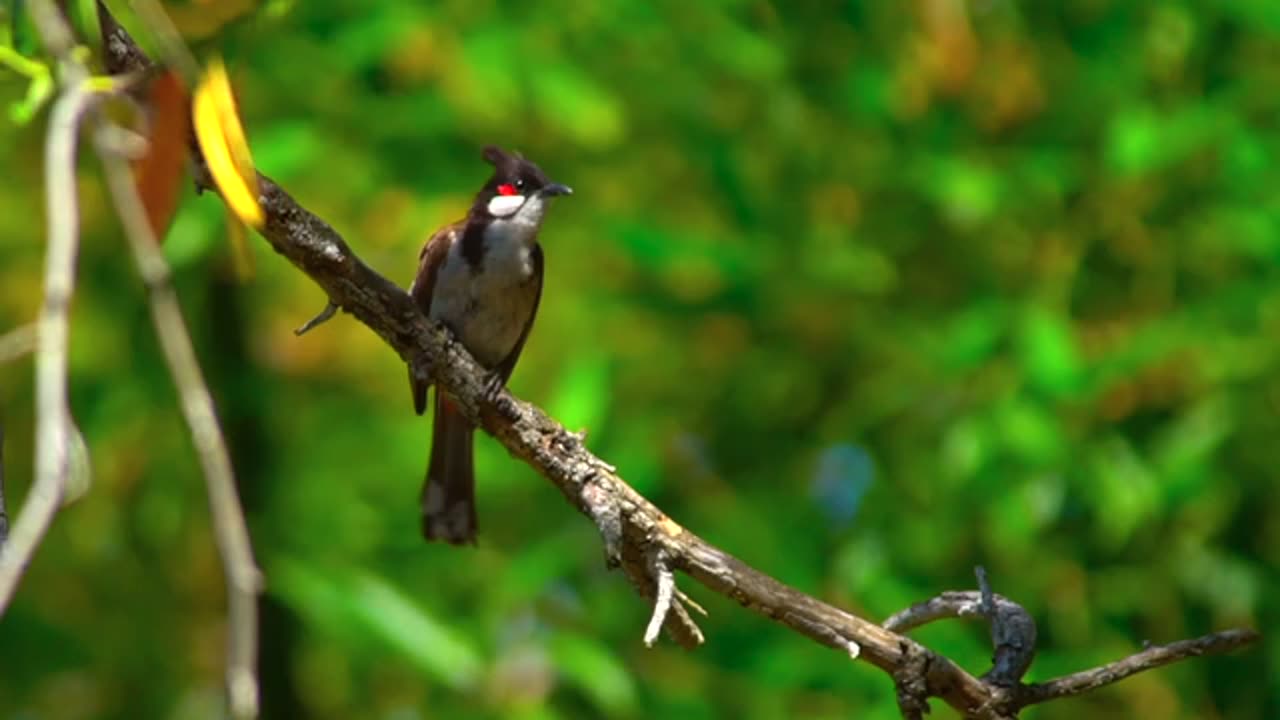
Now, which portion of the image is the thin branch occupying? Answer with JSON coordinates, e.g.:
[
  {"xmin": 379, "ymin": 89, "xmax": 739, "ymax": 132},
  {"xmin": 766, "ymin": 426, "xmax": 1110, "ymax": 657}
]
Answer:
[
  {"xmin": 0, "ymin": 75, "xmax": 98, "ymax": 614},
  {"xmin": 977, "ymin": 565, "xmax": 995, "ymax": 615},
  {"xmin": 94, "ymin": 124, "xmax": 262, "ymax": 720},
  {"xmin": 0, "ymin": 325, "xmax": 38, "ymax": 365},
  {"xmin": 884, "ymin": 590, "xmax": 994, "ymax": 633},
  {"xmin": 882, "ymin": 584, "xmax": 1037, "ymax": 689},
  {"xmin": 974, "ymin": 567, "xmax": 1036, "ymax": 687},
  {"xmin": 294, "ymin": 301, "xmax": 338, "ymax": 336},
  {"xmin": 1018, "ymin": 629, "xmax": 1260, "ymax": 706},
  {"xmin": 643, "ymin": 549, "xmax": 675, "ymax": 647}
]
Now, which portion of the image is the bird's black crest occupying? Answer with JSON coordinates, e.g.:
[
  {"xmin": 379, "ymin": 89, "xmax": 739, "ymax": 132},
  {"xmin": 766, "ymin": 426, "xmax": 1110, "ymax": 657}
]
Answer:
[
  {"xmin": 478, "ymin": 145, "xmax": 553, "ymax": 192},
  {"xmin": 482, "ymin": 145, "xmax": 521, "ymax": 170}
]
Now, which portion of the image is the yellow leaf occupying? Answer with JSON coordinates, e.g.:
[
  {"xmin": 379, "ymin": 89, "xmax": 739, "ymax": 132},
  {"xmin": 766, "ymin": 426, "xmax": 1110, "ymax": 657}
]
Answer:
[
  {"xmin": 226, "ymin": 207, "xmax": 256, "ymax": 281},
  {"xmin": 193, "ymin": 57, "xmax": 264, "ymax": 229}
]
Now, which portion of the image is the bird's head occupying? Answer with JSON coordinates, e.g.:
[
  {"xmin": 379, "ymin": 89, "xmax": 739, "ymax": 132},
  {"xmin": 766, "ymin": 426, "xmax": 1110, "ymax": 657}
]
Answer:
[{"xmin": 472, "ymin": 145, "xmax": 572, "ymax": 225}]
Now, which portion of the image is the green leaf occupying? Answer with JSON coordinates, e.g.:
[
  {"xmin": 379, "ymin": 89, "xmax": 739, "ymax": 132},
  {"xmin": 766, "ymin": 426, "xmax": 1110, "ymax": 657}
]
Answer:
[
  {"xmin": 271, "ymin": 558, "xmax": 483, "ymax": 689},
  {"xmin": 1017, "ymin": 306, "xmax": 1082, "ymax": 397},
  {"xmin": 347, "ymin": 572, "xmax": 484, "ymax": 688},
  {"xmin": 1087, "ymin": 437, "xmax": 1161, "ymax": 548},
  {"xmin": 548, "ymin": 633, "xmax": 637, "ymax": 714},
  {"xmin": 163, "ymin": 198, "xmax": 225, "ymax": 270},
  {"xmin": 921, "ymin": 158, "xmax": 1002, "ymax": 228},
  {"xmin": 68, "ymin": 0, "xmax": 101, "ymax": 50},
  {"xmin": 0, "ymin": 45, "xmax": 52, "ymax": 124},
  {"xmin": 530, "ymin": 65, "xmax": 625, "ymax": 149},
  {"xmin": 994, "ymin": 397, "xmax": 1063, "ymax": 465},
  {"xmin": 546, "ymin": 353, "xmax": 611, "ymax": 435}
]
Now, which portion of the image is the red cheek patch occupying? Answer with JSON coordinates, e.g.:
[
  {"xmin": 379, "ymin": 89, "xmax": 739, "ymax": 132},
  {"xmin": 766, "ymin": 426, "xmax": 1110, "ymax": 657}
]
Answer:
[{"xmin": 497, "ymin": 183, "xmax": 517, "ymax": 196}]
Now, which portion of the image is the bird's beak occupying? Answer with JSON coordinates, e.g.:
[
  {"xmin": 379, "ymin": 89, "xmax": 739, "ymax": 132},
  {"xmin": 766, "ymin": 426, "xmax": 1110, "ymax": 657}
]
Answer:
[{"xmin": 541, "ymin": 182, "xmax": 573, "ymax": 197}]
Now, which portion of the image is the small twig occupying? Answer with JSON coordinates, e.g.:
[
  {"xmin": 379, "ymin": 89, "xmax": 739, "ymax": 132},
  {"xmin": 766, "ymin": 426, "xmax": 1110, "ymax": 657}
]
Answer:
[
  {"xmin": 976, "ymin": 566, "xmax": 994, "ymax": 617},
  {"xmin": 94, "ymin": 123, "xmax": 262, "ymax": 719},
  {"xmin": 0, "ymin": 75, "xmax": 98, "ymax": 614},
  {"xmin": 883, "ymin": 590, "xmax": 993, "ymax": 632},
  {"xmin": 881, "ymin": 578, "xmax": 1038, "ymax": 691},
  {"xmin": 1018, "ymin": 628, "xmax": 1259, "ymax": 707},
  {"xmin": 615, "ymin": 541, "xmax": 705, "ymax": 649},
  {"xmin": 643, "ymin": 550, "xmax": 676, "ymax": 647},
  {"xmin": 676, "ymin": 588, "xmax": 707, "ymax": 617},
  {"xmin": 294, "ymin": 301, "xmax": 338, "ymax": 336},
  {"xmin": 0, "ymin": 325, "xmax": 39, "ymax": 365},
  {"xmin": 973, "ymin": 567, "xmax": 1036, "ymax": 687},
  {"xmin": 581, "ymin": 474, "xmax": 623, "ymax": 565}
]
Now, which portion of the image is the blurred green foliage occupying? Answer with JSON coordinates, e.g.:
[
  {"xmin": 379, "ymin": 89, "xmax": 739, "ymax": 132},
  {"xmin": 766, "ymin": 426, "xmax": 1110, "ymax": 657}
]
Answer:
[{"xmin": 2, "ymin": 0, "xmax": 1279, "ymax": 718}]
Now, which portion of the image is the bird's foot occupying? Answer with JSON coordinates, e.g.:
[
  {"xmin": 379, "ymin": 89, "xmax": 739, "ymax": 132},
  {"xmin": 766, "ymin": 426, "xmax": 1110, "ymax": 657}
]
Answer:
[
  {"xmin": 482, "ymin": 371, "xmax": 506, "ymax": 404},
  {"xmin": 482, "ymin": 371, "xmax": 521, "ymax": 421}
]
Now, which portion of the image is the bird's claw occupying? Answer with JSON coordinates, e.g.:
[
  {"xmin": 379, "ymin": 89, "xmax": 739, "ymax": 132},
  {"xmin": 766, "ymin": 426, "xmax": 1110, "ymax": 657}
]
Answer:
[
  {"xmin": 482, "ymin": 371, "xmax": 506, "ymax": 404},
  {"xmin": 482, "ymin": 371, "xmax": 522, "ymax": 421}
]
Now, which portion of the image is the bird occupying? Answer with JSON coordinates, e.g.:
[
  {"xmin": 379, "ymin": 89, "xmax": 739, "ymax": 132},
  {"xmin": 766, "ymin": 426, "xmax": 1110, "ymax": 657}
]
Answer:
[{"xmin": 408, "ymin": 145, "xmax": 572, "ymax": 544}]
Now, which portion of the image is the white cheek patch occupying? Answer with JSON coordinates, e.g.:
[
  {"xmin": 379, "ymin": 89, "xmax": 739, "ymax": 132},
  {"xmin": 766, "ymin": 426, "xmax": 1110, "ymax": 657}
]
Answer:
[{"xmin": 487, "ymin": 194, "xmax": 525, "ymax": 217}]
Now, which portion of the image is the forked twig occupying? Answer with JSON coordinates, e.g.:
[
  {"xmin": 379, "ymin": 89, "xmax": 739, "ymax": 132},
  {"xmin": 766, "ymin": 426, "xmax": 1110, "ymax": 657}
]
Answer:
[
  {"xmin": 643, "ymin": 549, "xmax": 676, "ymax": 647},
  {"xmin": 294, "ymin": 301, "xmax": 338, "ymax": 336}
]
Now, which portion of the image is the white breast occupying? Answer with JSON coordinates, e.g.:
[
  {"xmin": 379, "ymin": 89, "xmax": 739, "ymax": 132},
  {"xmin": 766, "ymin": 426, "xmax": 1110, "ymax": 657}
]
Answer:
[{"xmin": 429, "ymin": 215, "xmax": 540, "ymax": 368}]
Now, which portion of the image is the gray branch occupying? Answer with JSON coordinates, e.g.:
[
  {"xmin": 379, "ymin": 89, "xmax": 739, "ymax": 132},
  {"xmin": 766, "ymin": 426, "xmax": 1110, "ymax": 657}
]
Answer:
[{"xmin": 1017, "ymin": 629, "xmax": 1259, "ymax": 707}]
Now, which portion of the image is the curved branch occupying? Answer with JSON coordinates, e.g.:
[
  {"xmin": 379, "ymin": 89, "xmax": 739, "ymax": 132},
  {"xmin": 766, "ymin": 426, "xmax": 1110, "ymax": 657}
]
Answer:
[{"xmin": 885, "ymin": 567, "xmax": 1037, "ymax": 688}]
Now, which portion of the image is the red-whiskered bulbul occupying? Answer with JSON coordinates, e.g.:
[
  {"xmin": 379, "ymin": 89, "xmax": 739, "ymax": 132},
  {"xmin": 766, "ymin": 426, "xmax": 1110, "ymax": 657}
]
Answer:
[{"xmin": 409, "ymin": 145, "xmax": 572, "ymax": 544}]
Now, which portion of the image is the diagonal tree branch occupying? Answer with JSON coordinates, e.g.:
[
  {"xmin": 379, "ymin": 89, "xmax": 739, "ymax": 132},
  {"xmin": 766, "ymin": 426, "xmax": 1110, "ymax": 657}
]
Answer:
[
  {"xmin": 93, "ymin": 3, "xmax": 1259, "ymax": 718},
  {"xmin": 1016, "ymin": 629, "xmax": 1259, "ymax": 707}
]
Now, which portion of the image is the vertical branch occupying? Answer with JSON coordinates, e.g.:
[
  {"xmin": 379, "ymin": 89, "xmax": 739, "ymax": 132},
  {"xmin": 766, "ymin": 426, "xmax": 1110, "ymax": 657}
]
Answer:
[
  {"xmin": 93, "ymin": 128, "xmax": 263, "ymax": 719},
  {"xmin": 0, "ymin": 81, "xmax": 97, "ymax": 612}
]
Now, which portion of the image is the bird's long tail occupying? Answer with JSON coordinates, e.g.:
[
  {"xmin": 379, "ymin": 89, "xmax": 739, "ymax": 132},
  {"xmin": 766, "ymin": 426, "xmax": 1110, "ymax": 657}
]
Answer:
[{"xmin": 421, "ymin": 392, "xmax": 477, "ymax": 544}]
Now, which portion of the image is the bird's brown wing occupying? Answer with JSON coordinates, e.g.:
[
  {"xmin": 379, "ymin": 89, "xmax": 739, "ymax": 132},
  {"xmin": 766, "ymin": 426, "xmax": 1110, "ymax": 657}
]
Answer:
[
  {"xmin": 409, "ymin": 222, "xmax": 460, "ymax": 415},
  {"xmin": 492, "ymin": 243, "xmax": 544, "ymax": 384}
]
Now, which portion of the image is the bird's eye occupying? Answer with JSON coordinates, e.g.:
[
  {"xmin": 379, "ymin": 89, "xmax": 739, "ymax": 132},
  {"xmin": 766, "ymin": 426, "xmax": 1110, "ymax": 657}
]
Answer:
[{"xmin": 497, "ymin": 183, "xmax": 517, "ymax": 196}]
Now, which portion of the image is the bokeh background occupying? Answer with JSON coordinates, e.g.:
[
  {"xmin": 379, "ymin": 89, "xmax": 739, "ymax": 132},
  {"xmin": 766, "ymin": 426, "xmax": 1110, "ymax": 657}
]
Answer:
[{"xmin": 2, "ymin": 1, "xmax": 1279, "ymax": 718}]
